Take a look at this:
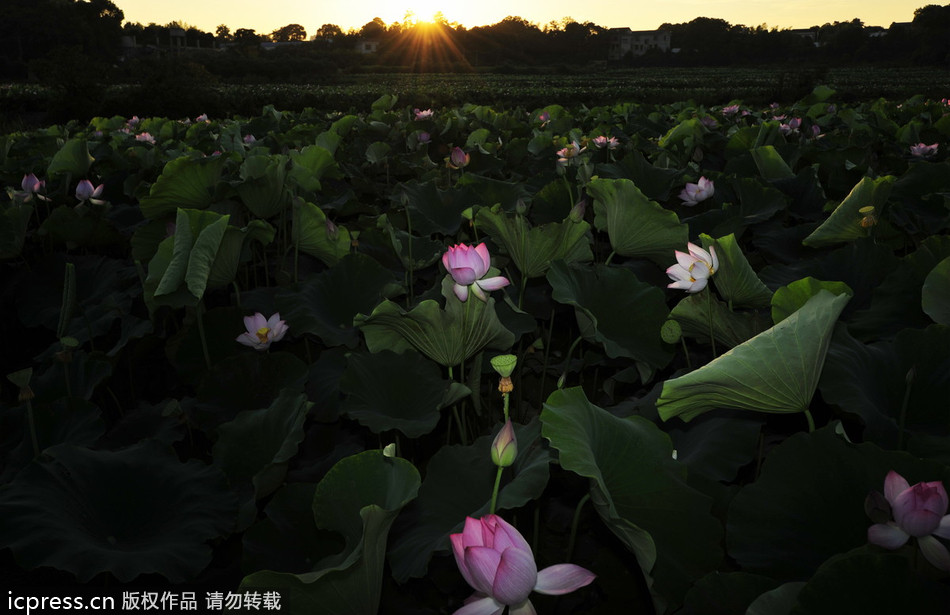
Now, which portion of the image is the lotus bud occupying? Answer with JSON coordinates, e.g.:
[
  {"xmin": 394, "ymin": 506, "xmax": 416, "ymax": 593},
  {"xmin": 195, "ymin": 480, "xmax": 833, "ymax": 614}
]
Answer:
[
  {"xmin": 491, "ymin": 420, "xmax": 518, "ymax": 468},
  {"xmin": 568, "ymin": 200, "xmax": 586, "ymax": 223}
]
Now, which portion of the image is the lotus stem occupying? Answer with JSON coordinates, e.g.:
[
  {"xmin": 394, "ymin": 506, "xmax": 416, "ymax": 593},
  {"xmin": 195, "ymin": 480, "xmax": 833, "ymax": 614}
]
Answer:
[
  {"xmin": 567, "ymin": 493, "xmax": 591, "ymax": 562},
  {"xmin": 194, "ymin": 302, "xmax": 212, "ymax": 370},
  {"xmin": 538, "ymin": 308, "xmax": 556, "ymax": 407},
  {"xmin": 489, "ymin": 466, "xmax": 504, "ymax": 514},
  {"xmin": 26, "ymin": 399, "xmax": 39, "ymax": 459},
  {"xmin": 897, "ymin": 366, "xmax": 915, "ymax": 451},
  {"xmin": 804, "ymin": 409, "xmax": 815, "ymax": 433},
  {"xmin": 706, "ymin": 286, "xmax": 717, "ymax": 359}
]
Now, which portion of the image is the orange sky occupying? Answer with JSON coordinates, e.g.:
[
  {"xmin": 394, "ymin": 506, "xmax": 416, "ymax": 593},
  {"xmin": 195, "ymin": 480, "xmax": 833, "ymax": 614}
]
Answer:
[{"xmin": 112, "ymin": 0, "xmax": 924, "ymax": 35}]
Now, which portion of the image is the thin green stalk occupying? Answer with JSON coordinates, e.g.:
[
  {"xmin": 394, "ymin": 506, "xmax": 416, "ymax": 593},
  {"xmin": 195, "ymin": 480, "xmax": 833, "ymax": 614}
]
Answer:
[
  {"xmin": 680, "ymin": 337, "xmax": 692, "ymax": 369},
  {"xmin": 194, "ymin": 302, "xmax": 212, "ymax": 370},
  {"xmin": 538, "ymin": 308, "xmax": 556, "ymax": 407},
  {"xmin": 897, "ymin": 366, "xmax": 915, "ymax": 451},
  {"xmin": 502, "ymin": 392, "xmax": 510, "ymax": 422},
  {"xmin": 804, "ymin": 409, "xmax": 815, "ymax": 433},
  {"xmin": 405, "ymin": 205, "xmax": 415, "ymax": 306},
  {"xmin": 706, "ymin": 286, "xmax": 718, "ymax": 359},
  {"xmin": 605, "ymin": 250, "xmax": 616, "ymax": 266},
  {"xmin": 489, "ymin": 466, "xmax": 504, "ymax": 514},
  {"xmin": 232, "ymin": 281, "xmax": 242, "ymax": 310},
  {"xmin": 567, "ymin": 493, "xmax": 591, "ymax": 562}
]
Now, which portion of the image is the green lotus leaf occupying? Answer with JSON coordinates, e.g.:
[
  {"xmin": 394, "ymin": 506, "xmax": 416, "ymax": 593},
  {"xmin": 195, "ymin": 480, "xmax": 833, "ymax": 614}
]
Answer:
[
  {"xmin": 197, "ymin": 351, "xmax": 309, "ymax": 423},
  {"xmin": 751, "ymin": 145, "xmax": 795, "ymax": 180},
  {"xmin": 365, "ymin": 141, "xmax": 391, "ymax": 164},
  {"xmin": 207, "ymin": 220, "xmax": 275, "ymax": 290},
  {"xmin": 235, "ymin": 154, "xmax": 290, "ymax": 219},
  {"xmin": 588, "ymin": 177, "xmax": 688, "ymax": 265},
  {"xmin": 0, "ymin": 201, "xmax": 32, "ymax": 259},
  {"xmin": 355, "ymin": 277, "xmax": 515, "ymax": 368},
  {"xmin": 0, "ymin": 442, "xmax": 236, "ymax": 582},
  {"xmin": 457, "ymin": 173, "xmax": 531, "ymax": 211},
  {"xmin": 213, "ymin": 390, "xmax": 311, "ymax": 500},
  {"xmin": 39, "ymin": 205, "xmax": 122, "ymax": 248},
  {"xmin": 46, "ymin": 138, "xmax": 93, "ymax": 177},
  {"xmin": 275, "ymin": 253, "xmax": 400, "ymax": 348},
  {"xmin": 771, "ymin": 276, "xmax": 853, "ymax": 325},
  {"xmin": 726, "ymin": 426, "xmax": 950, "ymax": 579},
  {"xmin": 139, "ymin": 154, "xmax": 229, "ymax": 219},
  {"xmin": 668, "ymin": 412, "xmax": 765, "ymax": 483},
  {"xmin": 340, "ymin": 349, "xmax": 468, "ymax": 437},
  {"xmin": 669, "ymin": 292, "xmax": 770, "ymax": 350},
  {"xmin": 548, "ymin": 261, "xmax": 673, "ymax": 370},
  {"xmin": 378, "ymin": 213, "xmax": 444, "ymax": 271},
  {"xmin": 241, "ymin": 451, "xmax": 420, "ymax": 615},
  {"xmin": 658, "ymin": 290, "xmax": 849, "ymax": 422},
  {"xmin": 789, "ymin": 551, "xmax": 950, "ymax": 614},
  {"xmin": 680, "ymin": 572, "xmax": 780, "ymax": 615},
  {"xmin": 292, "ymin": 199, "xmax": 352, "ymax": 267},
  {"xmin": 596, "ymin": 148, "xmax": 682, "ymax": 202},
  {"xmin": 922, "ymin": 255, "xmax": 950, "ymax": 325},
  {"xmin": 387, "ymin": 419, "xmax": 551, "ymax": 582},
  {"xmin": 541, "ymin": 387, "xmax": 722, "ymax": 611},
  {"xmin": 475, "ymin": 204, "xmax": 592, "ymax": 278},
  {"xmin": 746, "ymin": 582, "xmax": 806, "ymax": 615},
  {"xmin": 850, "ymin": 235, "xmax": 950, "ymax": 338},
  {"xmin": 144, "ymin": 208, "xmax": 229, "ymax": 310},
  {"xmin": 288, "ymin": 144, "xmax": 341, "ymax": 193},
  {"xmin": 395, "ymin": 180, "xmax": 470, "ymax": 236},
  {"xmin": 699, "ymin": 233, "xmax": 773, "ymax": 308},
  {"xmin": 802, "ymin": 176, "xmax": 894, "ymax": 248}
]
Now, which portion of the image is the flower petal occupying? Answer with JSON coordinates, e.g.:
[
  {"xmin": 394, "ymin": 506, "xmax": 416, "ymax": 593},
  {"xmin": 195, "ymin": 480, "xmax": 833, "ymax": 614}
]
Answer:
[
  {"xmin": 918, "ymin": 535, "xmax": 950, "ymax": 572},
  {"xmin": 476, "ymin": 276, "xmax": 510, "ymax": 292},
  {"xmin": 471, "ymin": 284, "xmax": 488, "ymax": 302},
  {"xmin": 534, "ymin": 563, "xmax": 597, "ymax": 595},
  {"xmin": 508, "ymin": 599, "xmax": 537, "ymax": 615},
  {"xmin": 464, "ymin": 546, "xmax": 502, "ymax": 596},
  {"xmin": 868, "ymin": 522, "xmax": 910, "ymax": 549},
  {"xmin": 236, "ymin": 332, "xmax": 263, "ymax": 349},
  {"xmin": 450, "ymin": 266, "xmax": 479, "ymax": 286},
  {"xmin": 884, "ymin": 470, "xmax": 910, "ymax": 505},
  {"xmin": 492, "ymin": 547, "xmax": 538, "ymax": 605},
  {"xmin": 454, "ymin": 283, "xmax": 470, "ymax": 302},
  {"xmin": 486, "ymin": 515, "xmax": 533, "ymax": 556},
  {"xmin": 474, "ymin": 243, "xmax": 492, "ymax": 277},
  {"xmin": 933, "ymin": 515, "xmax": 950, "ymax": 540},
  {"xmin": 452, "ymin": 595, "xmax": 505, "ymax": 615}
]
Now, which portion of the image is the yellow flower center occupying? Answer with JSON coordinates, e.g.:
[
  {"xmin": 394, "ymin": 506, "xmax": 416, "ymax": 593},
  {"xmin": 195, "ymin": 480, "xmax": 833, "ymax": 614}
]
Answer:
[{"xmin": 256, "ymin": 327, "xmax": 271, "ymax": 343}]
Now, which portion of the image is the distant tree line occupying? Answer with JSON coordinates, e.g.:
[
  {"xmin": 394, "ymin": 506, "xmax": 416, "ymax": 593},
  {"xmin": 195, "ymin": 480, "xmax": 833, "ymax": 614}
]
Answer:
[{"xmin": 2, "ymin": 1, "xmax": 949, "ymax": 85}]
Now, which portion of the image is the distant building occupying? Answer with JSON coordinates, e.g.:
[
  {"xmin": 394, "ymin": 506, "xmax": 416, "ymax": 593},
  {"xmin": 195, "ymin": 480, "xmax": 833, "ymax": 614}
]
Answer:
[
  {"xmin": 608, "ymin": 28, "xmax": 671, "ymax": 61},
  {"xmin": 355, "ymin": 39, "xmax": 379, "ymax": 54}
]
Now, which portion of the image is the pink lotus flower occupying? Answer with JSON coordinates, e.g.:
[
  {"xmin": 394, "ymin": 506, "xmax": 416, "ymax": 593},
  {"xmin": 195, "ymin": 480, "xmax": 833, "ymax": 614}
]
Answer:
[
  {"xmin": 75, "ymin": 179, "xmax": 105, "ymax": 205},
  {"xmin": 18, "ymin": 173, "xmax": 50, "ymax": 202},
  {"xmin": 414, "ymin": 108, "xmax": 434, "ymax": 120},
  {"xmin": 700, "ymin": 116, "xmax": 718, "ymax": 129},
  {"xmin": 442, "ymin": 243, "xmax": 510, "ymax": 302},
  {"xmin": 447, "ymin": 147, "xmax": 470, "ymax": 169},
  {"xmin": 591, "ymin": 135, "xmax": 619, "ymax": 150},
  {"xmin": 195, "ymin": 113, "xmax": 209, "ymax": 123},
  {"xmin": 451, "ymin": 514, "xmax": 595, "ymax": 615},
  {"xmin": 779, "ymin": 117, "xmax": 801, "ymax": 135},
  {"xmin": 721, "ymin": 104, "xmax": 740, "ymax": 116},
  {"xmin": 135, "ymin": 132, "xmax": 155, "ymax": 145},
  {"xmin": 556, "ymin": 140, "xmax": 585, "ymax": 166},
  {"xmin": 418, "ymin": 131, "xmax": 431, "ymax": 144},
  {"xmin": 243, "ymin": 134, "xmax": 257, "ymax": 144},
  {"xmin": 536, "ymin": 111, "xmax": 550, "ymax": 126},
  {"xmin": 679, "ymin": 176, "xmax": 714, "ymax": 206},
  {"xmin": 867, "ymin": 470, "xmax": 950, "ymax": 571},
  {"xmin": 910, "ymin": 143, "xmax": 939, "ymax": 158},
  {"xmin": 236, "ymin": 312, "xmax": 289, "ymax": 351},
  {"xmin": 666, "ymin": 242, "xmax": 718, "ymax": 293}
]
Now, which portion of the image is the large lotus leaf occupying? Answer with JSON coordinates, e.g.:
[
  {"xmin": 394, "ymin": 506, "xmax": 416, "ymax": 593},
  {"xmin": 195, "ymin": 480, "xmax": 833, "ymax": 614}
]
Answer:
[
  {"xmin": 658, "ymin": 117, "xmax": 704, "ymax": 154},
  {"xmin": 788, "ymin": 550, "xmax": 950, "ymax": 614},
  {"xmin": 0, "ymin": 201, "xmax": 31, "ymax": 259},
  {"xmin": 275, "ymin": 253, "xmax": 400, "ymax": 348},
  {"xmin": 365, "ymin": 141, "xmax": 391, "ymax": 164},
  {"xmin": 340, "ymin": 350, "xmax": 469, "ymax": 437},
  {"xmin": 387, "ymin": 419, "xmax": 551, "ymax": 582},
  {"xmin": 208, "ymin": 220, "xmax": 275, "ymax": 290},
  {"xmin": 355, "ymin": 277, "xmax": 515, "ymax": 368},
  {"xmin": 668, "ymin": 412, "xmax": 765, "ymax": 483},
  {"xmin": 242, "ymin": 483, "xmax": 344, "ymax": 573},
  {"xmin": 922, "ymin": 255, "xmax": 950, "ymax": 325},
  {"xmin": 699, "ymin": 233, "xmax": 773, "ymax": 308},
  {"xmin": 235, "ymin": 154, "xmax": 290, "ymax": 219},
  {"xmin": 213, "ymin": 390, "xmax": 311, "ymax": 500},
  {"xmin": 658, "ymin": 290, "xmax": 849, "ymax": 422},
  {"xmin": 241, "ymin": 451, "xmax": 420, "ymax": 615},
  {"xmin": 541, "ymin": 387, "xmax": 722, "ymax": 610},
  {"xmin": 292, "ymin": 199, "xmax": 352, "ymax": 266},
  {"xmin": 197, "ymin": 351, "xmax": 309, "ymax": 420},
  {"xmin": 33, "ymin": 349, "xmax": 112, "ymax": 403},
  {"xmin": 144, "ymin": 208, "xmax": 229, "ymax": 310},
  {"xmin": 802, "ymin": 176, "xmax": 894, "ymax": 248},
  {"xmin": 548, "ymin": 261, "xmax": 672, "ymax": 370},
  {"xmin": 0, "ymin": 441, "xmax": 236, "ymax": 582},
  {"xmin": 457, "ymin": 173, "xmax": 532, "ymax": 212},
  {"xmin": 770, "ymin": 277, "xmax": 852, "ymax": 325},
  {"xmin": 850, "ymin": 235, "xmax": 950, "ymax": 338},
  {"xmin": 588, "ymin": 177, "xmax": 688, "ymax": 265},
  {"xmin": 746, "ymin": 582, "xmax": 805, "ymax": 615},
  {"xmin": 669, "ymin": 291, "xmax": 770, "ymax": 350},
  {"xmin": 396, "ymin": 180, "xmax": 469, "ymax": 236},
  {"xmin": 139, "ymin": 155, "xmax": 229, "ymax": 219},
  {"xmin": 287, "ymin": 144, "xmax": 341, "ymax": 193},
  {"xmin": 726, "ymin": 426, "xmax": 950, "ymax": 579},
  {"xmin": 39, "ymin": 205, "xmax": 122, "ymax": 248},
  {"xmin": 750, "ymin": 146, "xmax": 795, "ymax": 180},
  {"xmin": 378, "ymin": 213, "xmax": 444, "ymax": 271},
  {"xmin": 596, "ymin": 148, "xmax": 681, "ymax": 202},
  {"xmin": 475, "ymin": 204, "xmax": 592, "ymax": 278},
  {"xmin": 679, "ymin": 572, "xmax": 780, "ymax": 615},
  {"xmin": 46, "ymin": 138, "xmax": 93, "ymax": 177}
]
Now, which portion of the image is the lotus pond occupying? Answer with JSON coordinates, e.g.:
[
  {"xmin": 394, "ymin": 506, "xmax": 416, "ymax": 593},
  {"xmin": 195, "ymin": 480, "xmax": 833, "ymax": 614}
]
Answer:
[{"xmin": 1, "ymin": 87, "xmax": 949, "ymax": 614}]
